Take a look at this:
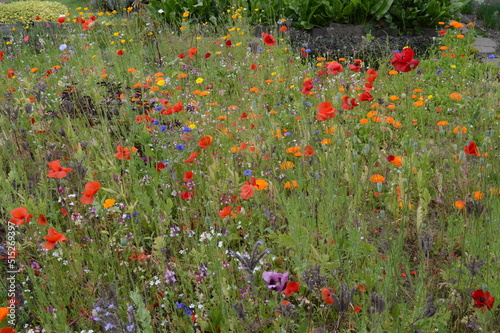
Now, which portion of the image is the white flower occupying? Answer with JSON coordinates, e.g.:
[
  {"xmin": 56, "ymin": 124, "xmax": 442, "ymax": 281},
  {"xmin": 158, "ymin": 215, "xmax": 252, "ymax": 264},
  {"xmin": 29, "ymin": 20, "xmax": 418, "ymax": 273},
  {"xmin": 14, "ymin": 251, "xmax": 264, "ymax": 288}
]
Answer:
[{"xmin": 158, "ymin": 9, "xmax": 164, "ymax": 13}]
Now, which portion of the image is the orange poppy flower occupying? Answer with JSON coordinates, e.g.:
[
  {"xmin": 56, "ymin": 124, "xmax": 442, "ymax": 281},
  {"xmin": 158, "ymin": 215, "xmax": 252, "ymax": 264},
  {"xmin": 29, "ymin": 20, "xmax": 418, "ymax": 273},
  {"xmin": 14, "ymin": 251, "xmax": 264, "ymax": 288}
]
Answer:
[
  {"xmin": 47, "ymin": 160, "xmax": 73, "ymax": 178},
  {"xmin": 370, "ymin": 174, "xmax": 385, "ymax": 183},
  {"xmin": 9, "ymin": 207, "xmax": 33, "ymax": 226},
  {"xmin": 0, "ymin": 327, "xmax": 15, "ymax": 333},
  {"xmin": 0, "ymin": 307, "xmax": 8, "ymax": 323},
  {"xmin": 455, "ymin": 200, "xmax": 466, "ymax": 209},
  {"xmin": 198, "ymin": 136, "xmax": 213, "ymax": 149},
  {"xmin": 240, "ymin": 183, "xmax": 255, "ymax": 200},
  {"xmin": 254, "ymin": 179, "xmax": 268, "ymax": 190},
  {"xmin": 43, "ymin": 227, "xmax": 67, "ymax": 249}
]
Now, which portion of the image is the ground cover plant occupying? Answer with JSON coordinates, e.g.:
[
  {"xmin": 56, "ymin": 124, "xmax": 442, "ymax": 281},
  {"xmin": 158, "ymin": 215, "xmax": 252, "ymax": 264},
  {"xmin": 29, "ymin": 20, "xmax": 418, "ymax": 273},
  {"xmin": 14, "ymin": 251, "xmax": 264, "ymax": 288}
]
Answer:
[{"xmin": 0, "ymin": 3, "xmax": 499, "ymax": 332}]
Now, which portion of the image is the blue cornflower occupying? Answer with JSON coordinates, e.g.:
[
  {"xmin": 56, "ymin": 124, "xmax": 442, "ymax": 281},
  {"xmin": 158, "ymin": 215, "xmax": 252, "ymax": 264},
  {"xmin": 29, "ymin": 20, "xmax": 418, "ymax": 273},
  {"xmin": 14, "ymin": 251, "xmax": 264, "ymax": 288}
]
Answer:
[
  {"xmin": 176, "ymin": 144, "xmax": 184, "ymax": 151},
  {"xmin": 152, "ymin": 120, "xmax": 159, "ymax": 125},
  {"xmin": 243, "ymin": 169, "xmax": 253, "ymax": 176},
  {"xmin": 182, "ymin": 127, "xmax": 192, "ymax": 133},
  {"xmin": 160, "ymin": 125, "xmax": 167, "ymax": 132}
]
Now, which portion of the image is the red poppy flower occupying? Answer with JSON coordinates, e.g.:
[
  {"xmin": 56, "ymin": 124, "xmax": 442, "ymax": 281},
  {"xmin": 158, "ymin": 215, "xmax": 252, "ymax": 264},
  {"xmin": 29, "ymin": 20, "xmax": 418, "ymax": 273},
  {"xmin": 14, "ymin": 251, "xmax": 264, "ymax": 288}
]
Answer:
[
  {"xmin": 9, "ymin": 207, "xmax": 33, "ymax": 226},
  {"xmin": 183, "ymin": 171, "xmax": 193, "ymax": 182},
  {"xmin": 198, "ymin": 136, "xmax": 213, "ymax": 149},
  {"xmin": 0, "ymin": 51, "xmax": 4, "ymax": 61},
  {"xmin": 37, "ymin": 214, "xmax": 48, "ymax": 226},
  {"xmin": 240, "ymin": 183, "xmax": 255, "ymax": 200},
  {"xmin": 391, "ymin": 48, "xmax": 420, "ymax": 72},
  {"xmin": 464, "ymin": 141, "xmax": 480, "ymax": 156},
  {"xmin": 303, "ymin": 145, "xmax": 315, "ymax": 156},
  {"xmin": 316, "ymin": 101, "xmax": 336, "ymax": 121},
  {"xmin": 326, "ymin": 62, "xmax": 343, "ymax": 75},
  {"xmin": 204, "ymin": 52, "xmax": 211, "ymax": 59},
  {"xmin": 47, "ymin": 160, "xmax": 73, "ymax": 178},
  {"xmin": 0, "ymin": 327, "xmax": 15, "ymax": 333},
  {"xmin": 43, "ymin": 227, "xmax": 67, "ymax": 249},
  {"xmin": 280, "ymin": 26, "xmax": 287, "ymax": 32},
  {"xmin": 180, "ymin": 191, "xmax": 193, "ymax": 200},
  {"xmin": 301, "ymin": 79, "xmax": 314, "ymax": 95},
  {"xmin": 321, "ymin": 287, "xmax": 335, "ymax": 304},
  {"xmin": 156, "ymin": 162, "xmax": 165, "ymax": 172},
  {"xmin": 472, "ymin": 289, "xmax": 495, "ymax": 310},
  {"xmin": 80, "ymin": 181, "xmax": 100, "ymax": 205},
  {"xmin": 358, "ymin": 91, "xmax": 374, "ymax": 102},
  {"xmin": 117, "ymin": 49, "xmax": 124, "ymax": 56},
  {"xmin": 283, "ymin": 281, "xmax": 300, "ymax": 297},
  {"xmin": 178, "ymin": 53, "xmax": 185, "ymax": 59},
  {"xmin": 7, "ymin": 69, "xmax": 15, "ymax": 79},
  {"xmin": 348, "ymin": 60, "xmax": 361, "ymax": 72},
  {"xmin": 82, "ymin": 16, "xmax": 97, "ymax": 30},
  {"xmin": 184, "ymin": 152, "xmax": 198, "ymax": 163},
  {"xmin": 262, "ymin": 33, "xmax": 276, "ymax": 46},
  {"xmin": 57, "ymin": 16, "xmax": 66, "ymax": 25},
  {"xmin": 341, "ymin": 96, "xmax": 359, "ymax": 110},
  {"xmin": 226, "ymin": 40, "xmax": 232, "ymax": 47},
  {"xmin": 219, "ymin": 206, "xmax": 232, "ymax": 218}
]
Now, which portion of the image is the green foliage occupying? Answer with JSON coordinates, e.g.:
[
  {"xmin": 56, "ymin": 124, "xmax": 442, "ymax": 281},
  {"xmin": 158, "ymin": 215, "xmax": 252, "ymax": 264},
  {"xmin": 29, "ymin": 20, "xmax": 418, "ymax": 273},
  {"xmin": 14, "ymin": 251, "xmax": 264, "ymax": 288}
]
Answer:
[
  {"xmin": 0, "ymin": 1, "xmax": 68, "ymax": 25},
  {"xmin": 384, "ymin": 0, "xmax": 472, "ymax": 34},
  {"xmin": 147, "ymin": 0, "xmax": 233, "ymax": 26},
  {"xmin": 476, "ymin": 2, "xmax": 500, "ymax": 30}
]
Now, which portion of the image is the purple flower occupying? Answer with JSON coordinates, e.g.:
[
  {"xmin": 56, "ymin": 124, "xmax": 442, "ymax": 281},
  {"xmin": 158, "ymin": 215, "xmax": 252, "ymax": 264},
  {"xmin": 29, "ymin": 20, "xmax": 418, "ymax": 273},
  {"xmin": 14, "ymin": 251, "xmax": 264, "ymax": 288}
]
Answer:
[{"xmin": 262, "ymin": 271, "xmax": 289, "ymax": 292}]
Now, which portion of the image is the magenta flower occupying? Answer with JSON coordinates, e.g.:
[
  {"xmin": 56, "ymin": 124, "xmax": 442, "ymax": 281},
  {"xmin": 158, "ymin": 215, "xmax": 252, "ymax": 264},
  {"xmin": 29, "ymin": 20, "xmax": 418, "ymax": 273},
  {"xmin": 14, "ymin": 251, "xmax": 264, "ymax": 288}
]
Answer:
[{"xmin": 262, "ymin": 271, "xmax": 289, "ymax": 292}]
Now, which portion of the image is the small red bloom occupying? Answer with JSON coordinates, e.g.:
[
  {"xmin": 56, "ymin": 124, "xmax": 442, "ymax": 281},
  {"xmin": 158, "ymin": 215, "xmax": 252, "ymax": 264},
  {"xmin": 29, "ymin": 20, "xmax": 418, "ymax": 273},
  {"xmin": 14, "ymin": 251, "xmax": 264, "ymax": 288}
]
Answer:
[
  {"xmin": 43, "ymin": 227, "xmax": 67, "ymax": 249},
  {"xmin": 57, "ymin": 16, "xmax": 66, "ymax": 25},
  {"xmin": 80, "ymin": 181, "xmax": 100, "ymax": 205},
  {"xmin": 472, "ymin": 289, "xmax": 495, "ymax": 310},
  {"xmin": 283, "ymin": 281, "xmax": 300, "ymax": 297},
  {"xmin": 219, "ymin": 206, "xmax": 232, "ymax": 218},
  {"xmin": 198, "ymin": 136, "xmax": 213, "ymax": 149},
  {"xmin": 358, "ymin": 91, "xmax": 374, "ymax": 102},
  {"xmin": 184, "ymin": 152, "xmax": 198, "ymax": 163},
  {"xmin": 180, "ymin": 191, "xmax": 193, "ymax": 201},
  {"xmin": 183, "ymin": 171, "xmax": 193, "ymax": 182},
  {"xmin": 37, "ymin": 214, "xmax": 48, "ymax": 226},
  {"xmin": 341, "ymin": 96, "xmax": 359, "ymax": 110},
  {"xmin": 226, "ymin": 40, "xmax": 232, "ymax": 47},
  {"xmin": 326, "ymin": 62, "xmax": 343, "ymax": 75},
  {"xmin": 301, "ymin": 79, "xmax": 314, "ymax": 95},
  {"xmin": 262, "ymin": 33, "xmax": 276, "ymax": 46},
  {"xmin": 321, "ymin": 287, "xmax": 335, "ymax": 304},
  {"xmin": 464, "ymin": 141, "xmax": 480, "ymax": 156},
  {"xmin": 316, "ymin": 101, "xmax": 336, "ymax": 121},
  {"xmin": 9, "ymin": 207, "xmax": 33, "ymax": 226},
  {"xmin": 7, "ymin": 69, "xmax": 15, "ymax": 79},
  {"xmin": 391, "ymin": 48, "xmax": 420, "ymax": 72},
  {"xmin": 117, "ymin": 49, "xmax": 124, "ymax": 56},
  {"xmin": 47, "ymin": 160, "xmax": 73, "ymax": 178}
]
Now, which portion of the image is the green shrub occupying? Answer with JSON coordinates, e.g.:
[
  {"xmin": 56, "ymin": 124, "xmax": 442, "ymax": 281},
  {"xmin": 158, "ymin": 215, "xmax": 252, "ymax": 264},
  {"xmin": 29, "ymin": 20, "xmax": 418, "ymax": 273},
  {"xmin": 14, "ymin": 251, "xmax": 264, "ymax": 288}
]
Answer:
[
  {"xmin": 0, "ymin": 1, "xmax": 69, "ymax": 25},
  {"xmin": 384, "ymin": 0, "xmax": 472, "ymax": 34},
  {"xmin": 476, "ymin": 2, "xmax": 500, "ymax": 30}
]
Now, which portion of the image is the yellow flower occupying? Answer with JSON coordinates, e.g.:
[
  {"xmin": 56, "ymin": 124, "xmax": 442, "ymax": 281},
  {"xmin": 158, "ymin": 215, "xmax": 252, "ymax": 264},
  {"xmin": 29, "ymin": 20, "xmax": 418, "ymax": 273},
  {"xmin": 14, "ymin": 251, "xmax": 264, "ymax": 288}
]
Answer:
[
  {"xmin": 103, "ymin": 199, "xmax": 116, "ymax": 208},
  {"xmin": 280, "ymin": 161, "xmax": 295, "ymax": 170},
  {"xmin": 183, "ymin": 11, "xmax": 190, "ymax": 17},
  {"xmin": 196, "ymin": 78, "xmax": 204, "ymax": 84}
]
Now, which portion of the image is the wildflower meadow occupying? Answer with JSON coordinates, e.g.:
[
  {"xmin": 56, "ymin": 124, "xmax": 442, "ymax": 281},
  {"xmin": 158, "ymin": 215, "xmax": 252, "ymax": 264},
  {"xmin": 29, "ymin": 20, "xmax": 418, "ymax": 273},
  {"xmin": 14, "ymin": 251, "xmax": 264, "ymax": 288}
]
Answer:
[{"xmin": 0, "ymin": 1, "xmax": 499, "ymax": 332}]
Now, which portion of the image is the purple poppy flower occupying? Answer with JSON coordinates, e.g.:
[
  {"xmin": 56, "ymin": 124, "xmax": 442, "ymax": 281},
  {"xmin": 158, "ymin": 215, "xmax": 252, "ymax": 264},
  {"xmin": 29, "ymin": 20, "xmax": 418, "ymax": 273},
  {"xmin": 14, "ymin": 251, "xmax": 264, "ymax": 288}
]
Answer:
[{"xmin": 262, "ymin": 271, "xmax": 289, "ymax": 292}]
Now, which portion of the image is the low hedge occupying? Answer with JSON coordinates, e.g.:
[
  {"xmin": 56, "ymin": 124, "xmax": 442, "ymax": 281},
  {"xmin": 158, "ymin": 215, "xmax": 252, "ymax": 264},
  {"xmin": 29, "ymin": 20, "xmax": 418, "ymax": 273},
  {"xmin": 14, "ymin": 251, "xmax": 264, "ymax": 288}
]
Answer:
[{"xmin": 0, "ymin": 1, "xmax": 69, "ymax": 25}]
